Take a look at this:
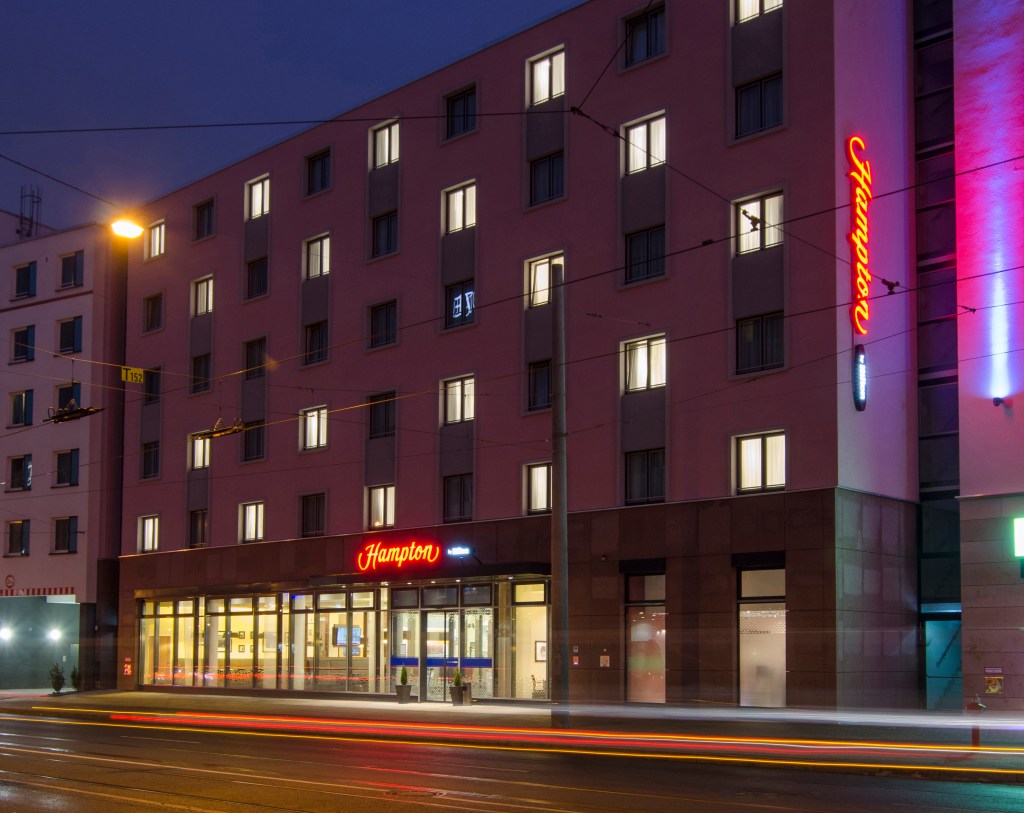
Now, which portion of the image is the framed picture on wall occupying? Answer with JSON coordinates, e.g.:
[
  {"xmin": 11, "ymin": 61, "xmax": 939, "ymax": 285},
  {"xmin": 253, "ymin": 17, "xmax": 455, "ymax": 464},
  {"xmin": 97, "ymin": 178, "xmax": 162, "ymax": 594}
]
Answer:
[{"xmin": 535, "ymin": 641, "xmax": 547, "ymax": 662}]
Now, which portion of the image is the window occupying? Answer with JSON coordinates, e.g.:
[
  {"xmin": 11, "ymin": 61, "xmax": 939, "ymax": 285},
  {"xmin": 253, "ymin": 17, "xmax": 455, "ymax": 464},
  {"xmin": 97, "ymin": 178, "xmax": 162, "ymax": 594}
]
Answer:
[
  {"xmin": 301, "ymin": 405, "xmax": 328, "ymax": 450},
  {"xmin": 737, "ymin": 431, "xmax": 786, "ymax": 492},
  {"xmin": 144, "ymin": 368, "xmax": 161, "ymax": 405},
  {"xmin": 143, "ymin": 293, "xmax": 163, "ymax": 332},
  {"xmin": 530, "ymin": 152, "xmax": 564, "ymax": 204},
  {"xmin": 54, "ymin": 517, "xmax": 78, "ymax": 553},
  {"xmin": 10, "ymin": 390, "xmax": 32, "ymax": 426},
  {"xmin": 737, "ymin": 312, "xmax": 784, "ymax": 373},
  {"xmin": 244, "ymin": 337, "xmax": 266, "ymax": 379},
  {"xmin": 528, "ymin": 255, "xmax": 560, "ymax": 307},
  {"xmin": 190, "ymin": 435, "xmax": 210, "ymax": 470},
  {"xmin": 626, "ymin": 6, "xmax": 666, "ymax": 66},
  {"xmin": 443, "ymin": 473, "xmax": 473, "ymax": 522},
  {"xmin": 246, "ymin": 257, "xmax": 268, "ymax": 299},
  {"xmin": 138, "ymin": 515, "xmax": 159, "ymax": 552},
  {"xmin": 14, "ymin": 261, "xmax": 36, "ymax": 298},
  {"xmin": 446, "ymin": 87, "xmax": 477, "ymax": 138},
  {"xmin": 306, "ymin": 149, "xmax": 331, "ymax": 195},
  {"xmin": 368, "ymin": 485, "xmax": 395, "ymax": 528},
  {"xmin": 9, "ymin": 455, "xmax": 31, "ymax": 490},
  {"xmin": 55, "ymin": 449, "xmax": 79, "ymax": 487},
  {"xmin": 305, "ymin": 235, "xmax": 330, "ymax": 278},
  {"xmin": 736, "ymin": 192, "xmax": 783, "ymax": 253},
  {"xmin": 12, "ymin": 325, "xmax": 34, "ymax": 362},
  {"xmin": 530, "ymin": 49, "xmax": 565, "ymax": 106},
  {"xmin": 192, "ymin": 277, "xmax": 214, "ymax": 316},
  {"xmin": 57, "ymin": 382, "xmax": 81, "ymax": 410},
  {"xmin": 737, "ymin": 75, "xmax": 783, "ymax": 137},
  {"xmin": 58, "ymin": 316, "xmax": 83, "ymax": 354},
  {"xmin": 61, "ymin": 251, "xmax": 84, "ymax": 288},
  {"xmin": 7, "ymin": 520, "xmax": 29, "ymax": 556},
  {"xmin": 148, "ymin": 222, "xmax": 166, "ymax": 258},
  {"xmin": 443, "ymin": 375, "xmax": 475, "ymax": 424},
  {"xmin": 626, "ymin": 226, "xmax": 665, "ymax": 282},
  {"xmin": 373, "ymin": 120, "xmax": 399, "ymax": 167},
  {"xmin": 369, "ymin": 301, "xmax": 397, "ymax": 347},
  {"xmin": 446, "ymin": 184, "xmax": 477, "ymax": 233},
  {"xmin": 191, "ymin": 354, "xmax": 211, "ymax": 393},
  {"xmin": 624, "ymin": 335, "xmax": 666, "ymax": 391},
  {"xmin": 247, "ymin": 176, "xmax": 270, "ymax": 219},
  {"xmin": 528, "ymin": 360, "xmax": 551, "ymax": 410},
  {"xmin": 737, "ymin": 0, "xmax": 783, "ymax": 24},
  {"xmin": 445, "ymin": 281, "xmax": 475, "ymax": 328},
  {"xmin": 189, "ymin": 509, "xmax": 208, "ymax": 548},
  {"xmin": 372, "ymin": 211, "xmax": 398, "ymax": 257},
  {"xmin": 626, "ymin": 116, "xmax": 666, "ymax": 173},
  {"xmin": 141, "ymin": 441, "xmax": 160, "ymax": 479},
  {"xmin": 301, "ymin": 493, "xmax": 326, "ymax": 537},
  {"xmin": 626, "ymin": 448, "xmax": 665, "ymax": 504},
  {"xmin": 194, "ymin": 199, "xmax": 215, "ymax": 240},
  {"xmin": 303, "ymin": 321, "xmax": 328, "ymax": 364},
  {"xmin": 527, "ymin": 463, "xmax": 552, "ymax": 513},
  {"xmin": 240, "ymin": 501, "xmax": 264, "ymax": 542},
  {"xmin": 243, "ymin": 420, "xmax": 266, "ymax": 461},
  {"xmin": 369, "ymin": 392, "xmax": 395, "ymax": 438}
]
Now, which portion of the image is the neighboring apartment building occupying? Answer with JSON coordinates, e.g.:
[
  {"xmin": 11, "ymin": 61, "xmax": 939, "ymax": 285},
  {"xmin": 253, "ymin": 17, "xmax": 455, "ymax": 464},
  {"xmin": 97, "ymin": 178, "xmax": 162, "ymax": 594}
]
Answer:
[
  {"xmin": 0, "ymin": 221, "xmax": 124, "ymax": 689},
  {"xmin": 114, "ymin": 0, "xmax": 1024, "ymax": 709}
]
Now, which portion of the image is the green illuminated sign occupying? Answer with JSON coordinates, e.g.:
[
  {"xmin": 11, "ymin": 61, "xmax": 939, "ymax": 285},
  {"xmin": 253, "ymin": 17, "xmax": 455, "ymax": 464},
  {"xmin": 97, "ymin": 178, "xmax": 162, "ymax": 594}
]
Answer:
[{"xmin": 1015, "ymin": 517, "xmax": 1024, "ymax": 558}]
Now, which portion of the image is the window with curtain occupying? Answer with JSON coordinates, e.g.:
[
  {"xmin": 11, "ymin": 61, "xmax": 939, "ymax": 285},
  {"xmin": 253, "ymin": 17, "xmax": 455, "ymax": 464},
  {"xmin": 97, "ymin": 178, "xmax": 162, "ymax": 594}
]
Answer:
[
  {"xmin": 624, "ymin": 335, "xmax": 666, "ymax": 391},
  {"xmin": 737, "ymin": 432, "xmax": 786, "ymax": 492}
]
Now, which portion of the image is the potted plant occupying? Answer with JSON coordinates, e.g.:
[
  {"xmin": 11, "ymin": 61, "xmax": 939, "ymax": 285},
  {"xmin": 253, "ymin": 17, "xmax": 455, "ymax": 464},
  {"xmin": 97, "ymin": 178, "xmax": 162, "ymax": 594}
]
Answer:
[
  {"xmin": 395, "ymin": 666, "xmax": 413, "ymax": 703},
  {"xmin": 450, "ymin": 670, "xmax": 468, "ymax": 705}
]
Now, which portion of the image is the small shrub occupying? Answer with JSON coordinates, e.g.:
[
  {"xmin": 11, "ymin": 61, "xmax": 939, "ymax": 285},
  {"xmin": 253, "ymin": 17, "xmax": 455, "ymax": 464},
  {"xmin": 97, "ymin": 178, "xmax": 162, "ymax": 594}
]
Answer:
[
  {"xmin": 70, "ymin": 665, "xmax": 82, "ymax": 691},
  {"xmin": 452, "ymin": 670, "xmax": 463, "ymax": 687},
  {"xmin": 399, "ymin": 666, "xmax": 408, "ymax": 686},
  {"xmin": 49, "ymin": 663, "xmax": 66, "ymax": 695}
]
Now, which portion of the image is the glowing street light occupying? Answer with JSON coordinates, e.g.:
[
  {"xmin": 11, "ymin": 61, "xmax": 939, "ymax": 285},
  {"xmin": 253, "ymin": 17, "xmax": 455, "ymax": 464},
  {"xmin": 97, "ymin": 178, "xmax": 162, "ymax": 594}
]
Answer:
[
  {"xmin": 47, "ymin": 628, "xmax": 62, "ymax": 641},
  {"xmin": 111, "ymin": 219, "xmax": 144, "ymax": 239},
  {"xmin": 0, "ymin": 627, "xmax": 11, "ymax": 641}
]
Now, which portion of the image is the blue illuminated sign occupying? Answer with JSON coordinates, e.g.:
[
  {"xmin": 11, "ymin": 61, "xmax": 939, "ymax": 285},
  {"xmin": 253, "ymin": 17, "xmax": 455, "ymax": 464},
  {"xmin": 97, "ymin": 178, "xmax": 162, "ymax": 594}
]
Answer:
[{"xmin": 852, "ymin": 345, "xmax": 867, "ymax": 411}]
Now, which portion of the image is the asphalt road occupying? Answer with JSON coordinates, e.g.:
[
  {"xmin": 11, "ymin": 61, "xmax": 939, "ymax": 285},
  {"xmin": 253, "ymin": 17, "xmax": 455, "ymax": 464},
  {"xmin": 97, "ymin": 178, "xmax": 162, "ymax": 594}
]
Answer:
[{"xmin": 0, "ymin": 711, "xmax": 1020, "ymax": 812}]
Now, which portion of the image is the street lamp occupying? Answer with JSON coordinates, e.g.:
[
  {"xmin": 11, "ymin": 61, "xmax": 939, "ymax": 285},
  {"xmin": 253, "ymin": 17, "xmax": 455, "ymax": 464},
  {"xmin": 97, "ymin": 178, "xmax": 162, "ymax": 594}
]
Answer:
[
  {"xmin": 111, "ymin": 219, "xmax": 143, "ymax": 239},
  {"xmin": 0, "ymin": 627, "xmax": 11, "ymax": 642}
]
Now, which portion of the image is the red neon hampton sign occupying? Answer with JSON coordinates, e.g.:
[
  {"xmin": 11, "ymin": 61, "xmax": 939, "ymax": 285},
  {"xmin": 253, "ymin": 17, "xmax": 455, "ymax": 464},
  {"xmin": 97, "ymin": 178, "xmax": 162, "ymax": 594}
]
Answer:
[
  {"xmin": 356, "ymin": 539, "xmax": 441, "ymax": 572},
  {"xmin": 846, "ymin": 135, "xmax": 873, "ymax": 335}
]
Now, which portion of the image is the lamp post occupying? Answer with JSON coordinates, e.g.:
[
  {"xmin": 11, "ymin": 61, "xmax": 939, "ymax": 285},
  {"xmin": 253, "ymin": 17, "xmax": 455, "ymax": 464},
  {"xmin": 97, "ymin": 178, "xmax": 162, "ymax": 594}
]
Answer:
[{"xmin": 550, "ymin": 259, "xmax": 570, "ymax": 728}]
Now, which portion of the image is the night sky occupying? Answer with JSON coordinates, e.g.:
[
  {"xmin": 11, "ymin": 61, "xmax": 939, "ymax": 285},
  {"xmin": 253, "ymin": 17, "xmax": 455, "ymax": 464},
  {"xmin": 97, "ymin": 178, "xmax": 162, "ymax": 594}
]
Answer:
[{"xmin": 1, "ymin": 0, "xmax": 585, "ymax": 230}]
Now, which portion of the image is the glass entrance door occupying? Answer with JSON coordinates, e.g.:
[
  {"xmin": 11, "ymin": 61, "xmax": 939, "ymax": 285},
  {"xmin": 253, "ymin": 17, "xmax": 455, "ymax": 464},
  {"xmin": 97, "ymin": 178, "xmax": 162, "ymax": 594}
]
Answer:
[
  {"xmin": 424, "ymin": 610, "xmax": 459, "ymax": 701},
  {"xmin": 738, "ymin": 601, "xmax": 786, "ymax": 707}
]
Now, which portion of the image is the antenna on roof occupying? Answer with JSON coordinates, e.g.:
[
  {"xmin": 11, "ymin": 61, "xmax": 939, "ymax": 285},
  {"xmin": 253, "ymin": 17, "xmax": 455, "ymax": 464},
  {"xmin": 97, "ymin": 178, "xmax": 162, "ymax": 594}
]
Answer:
[{"xmin": 16, "ymin": 185, "xmax": 41, "ymax": 240}]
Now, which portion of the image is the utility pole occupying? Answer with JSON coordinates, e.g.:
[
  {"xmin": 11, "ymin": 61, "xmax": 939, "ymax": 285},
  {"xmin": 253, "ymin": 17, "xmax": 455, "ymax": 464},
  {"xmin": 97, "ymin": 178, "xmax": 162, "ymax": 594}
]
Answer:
[{"xmin": 550, "ymin": 259, "xmax": 570, "ymax": 728}]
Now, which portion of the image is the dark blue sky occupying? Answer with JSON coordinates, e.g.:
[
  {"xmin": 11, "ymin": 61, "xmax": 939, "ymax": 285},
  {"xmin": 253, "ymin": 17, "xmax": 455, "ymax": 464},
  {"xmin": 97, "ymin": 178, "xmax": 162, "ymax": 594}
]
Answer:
[{"xmin": 1, "ymin": 0, "xmax": 585, "ymax": 229}]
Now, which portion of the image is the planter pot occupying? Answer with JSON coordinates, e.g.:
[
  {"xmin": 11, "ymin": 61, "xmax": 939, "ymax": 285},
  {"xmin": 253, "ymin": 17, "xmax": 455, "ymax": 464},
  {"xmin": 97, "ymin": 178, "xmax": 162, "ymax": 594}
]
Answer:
[
  {"xmin": 396, "ymin": 684, "xmax": 413, "ymax": 704},
  {"xmin": 450, "ymin": 685, "xmax": 468, "ymax": 706}
]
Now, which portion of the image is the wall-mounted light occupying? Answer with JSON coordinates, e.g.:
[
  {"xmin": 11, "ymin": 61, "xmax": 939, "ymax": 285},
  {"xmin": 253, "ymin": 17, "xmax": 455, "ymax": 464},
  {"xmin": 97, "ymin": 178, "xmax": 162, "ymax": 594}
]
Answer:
[
  {"xmin": 0, "ymin": 627, "xmax": 11, "ymax": 642},
  {"xmin": 993, "ymin": 396, "xmax": 1014, "ymax": 408},
  {"xmin": 47, "ymin": 629, "xmax": 61, "ymax": 641}
]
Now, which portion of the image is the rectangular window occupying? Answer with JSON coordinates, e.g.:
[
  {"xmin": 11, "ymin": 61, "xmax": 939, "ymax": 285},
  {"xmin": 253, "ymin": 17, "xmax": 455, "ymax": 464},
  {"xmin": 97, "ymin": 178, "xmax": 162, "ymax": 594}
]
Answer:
[
  {"xmin": 737, "ymin": 0, "xmax": 783, "ymax": 24},
  {"xmin": 443, "ymin": 375, "xmax": 475, "ymax": 424},
  {"xmin": 55, "ymin": 449, "xmax": 79, "ymax": 487},
  {"xmin": 306, "ymin": 149, "xmax": 331, "ymax": 195},
  {"xmin": 11, "ymin": 390, "xmax": 33, "ymax": 426},
  {"xmin": 9, "ymin": 455, "xmax": 31, "ymax": 490},
  {"xmin": 626, "ymin": 6, "xmax": 666, "ymax": 66},
  {"xmin": 148, "ymin": 221, "xmax": 166, "ymax": 258},
  {"xmin": 301, "ymin": 405, "xmax": 328, "ymax": 450},
  {"xmin": 736, "ymin": 192, "xmax": 783, "ymax": 253},
  {"xmin": 528, "ymin": 255, "xmax": 560, "ymax": 307},
  {"xmin": 626, "ymin": 116, "xmax": 666, "ymax": 173},
  {"xmin": 8, "ymin": 520, "xmax": 29, "ymax": 556},
  {"xmin": 530, "ymin": 49, "xmax": 565, "ymax": 106},
  {"xmin": 144, "ymin": 368, "xmax": 161, "ymax": 405},
  {"xmin": 141, "ymin": 441, "xmax": 160, "ymax": 479},
  {"xmin": 194, "ymin": 199, "xmax": 215, "ymax": 240},
  {"xmin": 530, "ymin": 152, "xmax": 565, "ymax": 205},
  {"xmin": 305, "ymin": 235, "xmax": 330, "ymax": 278},
  {"xmin": 626, "ymin": 226, "xmax": 665, "ymax": 282},
  {"xmin": 737, "ymin": 431, "xmax": 786, "ymax": 492},
  {"xmin": 737, "ymin": 75, "xmax": 783, "ymax": 137},
  {"xmin": 372, "ymin": 211, "xmax": 398, "ymax": 257},
  {"xmin": 303, "ymin": 321, "xmax": 328, "ymax": 365},
  {"xmin": 58, "ymin": 316, "xmax": 83, "ymax": 354},
  {"xmin": 240, "ymin": 501, "xmax": 264, "ymax": 542},
  {"xmin": 527, "ymin": 463, "xmax": 552, "ymax": 514},
  {"xmin": 737, "ymin": 312, "xmax": 784, "ymax": 373},
  {"xmin": 446, "ymin": 184, "xmax": 477, "ymax": 233},
  {"xmin": 54, "ymin": 516, "xmax": 78, "ymax": 553},
  {"xmin": 247, "ymin": 176, "xmax": 270, "ymax": 219},
  {"xmin": 369, "ymin": 301, "xmax": 397, "ymax": 348},
  {"xmin": 625, "ymin": 448, "xmax": 665, "ymax": 504},
  {"xmin": 246, "ymin": 257, "xmax": 268, "ymax": 299},
  {"xmin": 191, "ymin": 354, "xmax": 211, "ymax": 393},
  {"xmin": 60, "ymin": 252, "xmax": 84, "ymax": 288},
  {"xmin": 243, "ymin": 420, "xmax": 266, "ymax": 461},
  {"xmin": 445, "ymin": 281, "xmax": 475, "ymax": 328},
  {"xmin": 244, "ymin": 337, "xmax": 267, "ymax": 379},
  {"xmin": 193, "ymin": 276, "xmax": 214, "ymax": 315},
  {"xmin": 57, "ymin": 382, "xmax": 81, "ymax": 410},
  {"xmin": 446, "ymin": 87, "xmax": 477, "ymax": 138},
  {"xmin": 12, "ymin": 325, "xmax": 34, "ymax": 362},
  {"xmin": 373, "ymin": 120, "xmax": 400, "ymax": 168},
  {"xmin": 190, "ymin": 435, "xmax": 210, "ymax": 470},
  {"xmin": 624, "ymin": 335, "xmax": 667, "ymax": 391},
  {"xmin": 143, "ymin": 293, "xmax": 163, "ymax": 332},
  {"xmin": 443, "ymin": 473, "xmax": 473, "ymax": 522},
  {"xmin": 301, "ymin": 493, "xmax": 326, "ymax": 537},
  {"xmin": 14, "ymin": 261, "xmax": 36, "ymax": 298},
  {"xmin": 528, "ymin": 360, "xmax": 552, "ymax": 411},
  {"xmin": 369, "ymin": 392, "xmax": 396, "ymax": 438},
  {"xmin": 189, "ymin": 509, "xmax": 208, "ymax": 548},
  {"xmin": 368, "ymin": 485, "xmax": 396, "ymax": 528},
  {"xmin": 139, "ymin": 515, "xmax": 159, "ymax": 552}
]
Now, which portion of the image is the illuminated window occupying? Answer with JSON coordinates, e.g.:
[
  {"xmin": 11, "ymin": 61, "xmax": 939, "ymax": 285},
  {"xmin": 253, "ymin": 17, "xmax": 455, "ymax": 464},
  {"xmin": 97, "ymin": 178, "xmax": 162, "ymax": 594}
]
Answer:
[
  {"xmin": 624, "ymin": 335, "xmax": 666, "ymax": 391},
  {"xmin": 8, "ymin": 455, "xmax": 31, "ymax": 491},
  {"xmin": 445, "ymin": 280, "xmax": 475, "ymax": 329},
  {"xmin": 443, "ymin": 375, "xmax": 475, "ymax": 424},
  {"xmin": 141, "ymin": 441, "xmax": 160, "ymax": 479},
  {"xmin": 246, "ymin": 257, "xmax": 268, "ymax": 299},
  {"xmin": 306, "ymin": 149, "xmax": 331, "ymax": 195},
  {"xmin": 58, "ymin": 316, "xmax": 82, "ymax": 354},
  {"xmin": 373, "ymin": 120, "xmax": 399, "ymax": 167},
  {"xmin": 190, "ymin": 435, "xmax": 210, "ymax": 470},
  {"xmin": 11, "ymin": 325, "xmax": 34, "ymax": 362},
  {"xmin": 243, "ymin": 420, "xmax": 265, "ymax": 462},
  {"xmin": 55, "ymin": 449, "xmax": 79, "ymax": 486},
  {"xmin": 626, "ymin": 226, "xmax": 665, "ymax": 282},
  {"xmin": 10, "ymin": 390, "xmax": 32, "ymax": 426},
  {"xmin": 193, "ymin": 276, "xmax": 214, "ymax": 316},
  {"xmin": 240, "ymin": 501, "xmax": 264, "ymax": 543},
  {"xmin": 191, "ymin": 354, "xmax": 211, "ymax": 393},
  {"xmin": 301, "ymin": 405, "xmax": 328, "ymax": 450},
  {"xmin": 7, "ymin": 519, "xmax": 29, "ymax": 556},
  {"xmin": 60, "ymin": 252, "xmax": 84, "ymax": 288},
  {"xmin": 143, "ymin": 293, "xmax": 163, "ymax": 332},
  {"xmin": 626, "ymin": 115, "xmax": 666, "ymax": 173},
  {"xmin": 528, "ymin": 360, "xmax": 551, "ymax": 411},
  {"xmin": 245, "ymin": 337, "xmax": 266, "ymax": 379},
  {"xmin": 372, "ymin": 211, "xmax": 398, "ymax": 257},
  {"xmin": 54, "ymin": 517, "xmax": 77, "ymax": 553},
  {"xmin": 301, "ymin": 493, "xmax": 326, "ymax": 537},
  {"xmin": 737, "ymin": 75, "xmax": 783, "ymax": 137},
  {"xmin": 368, "ymin": 485, "xmax": 395, "ymax": 528},
  {"xmin": 369, "ymin": 392, "xmax": 395, "ymax": 438},
  {"xmin": 138, "ymin": 515, "xmax": 159, "ymax": 552},
  {"xmin": 303, "ymin": 321, "xmax": 328, "ymax": 364},
  {"xmin": 530, "ymin": 152, "xmax": 564, "ymax": 205},
  {"xmin": 194, "ymin": 199, "xmax": 215, "ymax": 240},
  {"xmin": 189, "ymin": 509, "xmax": 208, "ymax": 548},
  {"xmin": 737, "ymin": 312, "xmax": 784, "ymax": 373},
  {"xmin": 446, "ymin": 183, "xmax": 477, "ymax": 233},
  {"xmin": 305, "ymin": 234, "xmax": 330, "ymax": 278},
  {"xmin": 246, "ymin": 176, "xmax": 270, "ymax": 219},
  {"xmin": 527, "ymin": 255, "xmax": 559, "ymax": 307},
  {"xmin": 737, "ymin": 0, "xmax": 783, "ymax": 24},
  {"xmin": 443, "ymin": 474, "xmax": 473, "ymax": 522},
  {"xmin": 736, "ymin": 192, "xmax": 783, "ymax": 254},
  {"xmin": 526, "ymin": 463, "xmax": 552, "ymax": 514},
  {"xmin": 626, "ymin": 448, "xmax": 665, "ymax": 504},
  {"xmin": 530, "ymin": 49, "xmax": 565, "ymax": 105},
  {"xmin": 148, "ymin": 221, "xmax": 166, "ymax": 258},
  {"xmin": 736, "ymin": 431, "xmax": 786, "ymax": 493},
  {"xmin": 14, "ymin": 261, "xmax": 35, "ymax": 298},
  {"xmin": 625, "ymin": 6, "xmax": 665, "ymax": 66},
  {"xmin": 446, "ymin": 87, "xmax": 476, "ymax": 138}
]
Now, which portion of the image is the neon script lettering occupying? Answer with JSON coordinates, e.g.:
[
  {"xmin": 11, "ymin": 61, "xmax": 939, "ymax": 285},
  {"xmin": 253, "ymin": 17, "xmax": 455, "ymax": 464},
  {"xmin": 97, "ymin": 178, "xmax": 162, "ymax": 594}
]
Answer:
[
  {"xmin": 356, "ymin": 539, "xmax": 441, "ymax": 572},
  {"xmin": 847, "ymin": 135, "xmax": 873, "ymax": 335}
]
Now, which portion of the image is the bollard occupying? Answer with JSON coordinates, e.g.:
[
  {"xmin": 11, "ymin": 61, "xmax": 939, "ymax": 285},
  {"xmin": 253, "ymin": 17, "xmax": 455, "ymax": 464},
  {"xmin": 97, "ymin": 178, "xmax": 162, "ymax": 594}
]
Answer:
[{"xmin": 964, "ymin": 694, "xmax": 986, "ymax": 748}]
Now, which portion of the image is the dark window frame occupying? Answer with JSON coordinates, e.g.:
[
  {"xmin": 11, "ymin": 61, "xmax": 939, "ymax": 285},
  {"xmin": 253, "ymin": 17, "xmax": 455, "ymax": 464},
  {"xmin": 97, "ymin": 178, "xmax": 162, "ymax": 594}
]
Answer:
[
  {"xmin": 242, "ymin": 420, "xmax": 266, "ymax": 462},
  {"xmin": 530, "ymin": 151, "xmax": 565, "ymax": 205},
  {"xmin": 191, "ymin": 354, "xmax": 211, "ymax": 394},
  {"xmin": 54, "ymin": 516, "xmax": 78, "ymax": 553},
  {"xmin": 369, "ymin": 392, "xmax": 396, "ymax": 438},
  {"xmin": 625, "ymin": 5, "xmax": 666, "ymax": 66},
  {"xmin": 306, "ymin": 149, "xmax": 331, "ymax": 195},
  {"xmin": 14, "ymin": 261, "xmax": 36, "ymax": 298},
  {"xmin": 301, "ymin": 493, "xmax": 326, "ymax": 537},
  {"xmin": 625, "ymin": 226, "xmax": 666, "ymax": 283},
  {"xmin": 58, "ymin": 316, "xmax": 83, "ymax": 355},
  {"xmin": 528, "ymin": 360, "xmax": 551, "ymax": 411},
  {"xmin": 143, "ymin": 293, "xmax": 163, "ymax": 332},
  {"xmin": 245, "ymin": 337, "xmax": 267, "ymax": 379},
  {"xmin": 736, "ymin": 74, "xmax": 783, "ymax": 138},
  {"xmin": 736, "ymin": 312, "xmax": 784, "ymax": 374},
  {"xmin": 303, "ymin": 321, "xmax": 329, "ymax": 365},
  {"xmin": 141, "ymin": 441, "xmax": 160, "ymax": 479},
  {"xmin": 60, "ymin": 252, "xmax": 84, "ymax": 288},
  {"xmin": 443, "ymin": 473, "xmax": 473, "ymax": 523},
  {"xmin": 189, "ymin": 509, "xmax": 209, "ymax": 548},
  {"xmin": 246, "ymin": 257, "xmax": 268, "ymax": 299},
  {"xmin": 625, "ymin": 448, "xmax": 666, "ymax": 504},
  {"xmin": 369, "ymin": 300, "xmax": 397, "ymax": 348},
  {"xmin": 372, "ymin": 211, "xmax": 398, "ymax": 257},
  {"xmin": 194, "ymin": 199, "xmax": 215, "ymax": 241},
  {"xmin": 446, "ymin": 87, "xmax": 477, "ymax": 139},
  {"xmin": 445, "ymin": 280, "xmax": 475, "ymax": 329}
]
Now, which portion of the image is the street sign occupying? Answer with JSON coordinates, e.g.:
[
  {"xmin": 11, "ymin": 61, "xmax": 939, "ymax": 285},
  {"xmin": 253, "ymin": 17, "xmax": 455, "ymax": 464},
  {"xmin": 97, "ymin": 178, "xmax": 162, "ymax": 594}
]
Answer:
[{"xmin": 121, "ymin": 366, "xmax": 145, "ymax": 384}]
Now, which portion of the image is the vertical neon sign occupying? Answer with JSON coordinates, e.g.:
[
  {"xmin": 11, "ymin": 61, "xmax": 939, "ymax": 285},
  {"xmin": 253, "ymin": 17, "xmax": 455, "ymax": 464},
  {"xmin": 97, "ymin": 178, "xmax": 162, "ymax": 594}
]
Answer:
[{"xmin": 846, "ymin": 135, "xmax": 873, "ymax": 335}]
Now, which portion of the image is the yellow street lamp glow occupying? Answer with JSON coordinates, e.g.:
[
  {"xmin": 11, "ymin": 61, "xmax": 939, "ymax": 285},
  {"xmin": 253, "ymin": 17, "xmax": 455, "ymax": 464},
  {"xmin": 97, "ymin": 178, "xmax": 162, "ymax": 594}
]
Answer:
[{"xmin": 111, "ymin": 219, "xmax": 144, "ymax": 239}]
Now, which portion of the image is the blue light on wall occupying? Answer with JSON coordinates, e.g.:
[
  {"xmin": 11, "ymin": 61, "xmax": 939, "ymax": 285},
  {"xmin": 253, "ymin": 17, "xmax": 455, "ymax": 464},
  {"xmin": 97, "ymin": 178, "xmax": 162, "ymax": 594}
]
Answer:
[{"xmin": 852, "ymin": 345, "xmax": 867, "ymax": 411}]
